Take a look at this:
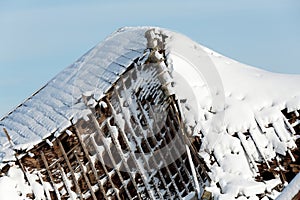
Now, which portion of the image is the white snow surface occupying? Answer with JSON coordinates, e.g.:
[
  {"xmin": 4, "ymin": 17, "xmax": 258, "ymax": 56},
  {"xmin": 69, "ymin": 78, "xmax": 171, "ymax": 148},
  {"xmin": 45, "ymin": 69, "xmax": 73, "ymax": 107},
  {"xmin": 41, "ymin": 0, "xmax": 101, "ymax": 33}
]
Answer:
[
  {"xmin": 164, "ymin": 29, "xmax": 300, "ymax": 199},
  {"xmin": 0, "ymin": 165, "xmax": 32, "ymax": 199},
  {"xmin": 0, "ymin": 27, "xmax": 299, "ymax": 199}
]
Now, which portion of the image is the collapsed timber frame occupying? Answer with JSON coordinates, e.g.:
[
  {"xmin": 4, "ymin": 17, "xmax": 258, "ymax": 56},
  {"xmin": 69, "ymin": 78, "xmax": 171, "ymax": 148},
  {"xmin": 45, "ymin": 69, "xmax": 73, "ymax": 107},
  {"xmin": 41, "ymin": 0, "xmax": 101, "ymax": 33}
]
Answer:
[
  {"xmin": 13, "ymin": 36, "xmax": 211, "ymax": 199},
  {"xmin": 0, "ymin": 28, "xmax": 299, "ymax": 200}
]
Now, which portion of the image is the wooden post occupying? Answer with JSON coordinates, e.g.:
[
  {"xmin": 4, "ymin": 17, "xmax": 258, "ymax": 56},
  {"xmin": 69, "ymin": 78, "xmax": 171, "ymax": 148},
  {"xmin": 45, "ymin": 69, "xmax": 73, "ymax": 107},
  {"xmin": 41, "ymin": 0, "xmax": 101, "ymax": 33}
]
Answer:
[
  {"xmin": 73, "ymin": 124, "xmax": 108, "ymax": 200},
  {"xmin": 169, "ymin": 100, "xmax": 210, "ymax": 184},
  {"xmin": 3, "ymin": 128, "xmax": 14, "ymax": 147},
  {"xmin": 102, "ymin": 107, "xmax": 145, "ymax": 199},
  {"xmin": 90, "ymin": 136, "xmax": 122, "ymax": 200},
  {"xmin": 113, "ymin": 85, "xmax": 163, "ymax": 199},
  {"xmin": 74, "ymin": 151, "xmax": 97, "ymax": 200},
  {"xmin": 57, "ymin": 139, "xmax": 83, "ymax": 200},
  {"xmin": 57, "ymin": 163, "xmax": 76, "ymax": 200},
  {"xmin": 37, "ymin": 171, "xmax": 52, "ymax": 200},
  {"xmin": 135, "ymin": 100, "xmax": 174, "ymax": 198},
  {"xmin": 147, "ymin": 100, "xmax": 188, "ymax": 195},
  {"xmin": 109, "ymin": 99, "xmax": 167, "ymax": 199},
  {"xmin": 41, "ymin": 151, "xmax": 62, "ymax": 200}
]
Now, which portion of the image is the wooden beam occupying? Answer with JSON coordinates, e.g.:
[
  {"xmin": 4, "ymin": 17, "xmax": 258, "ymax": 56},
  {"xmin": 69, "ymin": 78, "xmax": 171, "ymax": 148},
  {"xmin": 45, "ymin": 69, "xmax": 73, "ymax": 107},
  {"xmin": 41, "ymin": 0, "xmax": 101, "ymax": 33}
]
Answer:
[
  {"xmin": 113, "ymin": 85, "xmax": 162, "ymax": 199},
  {"xmin": 74, "ymin": 151, "xmax": 97, "ymax": 200},
  {"xmin": 58, "ymin": 163, "xmax": 76, "ymax": 200},
  {"xmin": 41, "ymin": 151, "xmax": 62, "ymax": 200},
  {"xmin": 37, "ymin": 171, "xmax": 52, "ymax": 200},
  {"xmin": 3, "ymin": 128, "xmax": 14, "ymax": 147},
  {"xmin": 57, "ymin": 139, "xmax": 83, "ymax": 200},
  {"xmin": 73, "ymin": 124, "xmax": 108, "ymax": 200},
  {"xmin": 147, "ymin": 100, "xmax": 188, "ymax": 195},
  {"xmin": 135, "ymin": 100, "xmax": 174, "ymax": 198},
  {"xmin": 90, "ymin": 136, "xmax": 122, "ymax": 200}
]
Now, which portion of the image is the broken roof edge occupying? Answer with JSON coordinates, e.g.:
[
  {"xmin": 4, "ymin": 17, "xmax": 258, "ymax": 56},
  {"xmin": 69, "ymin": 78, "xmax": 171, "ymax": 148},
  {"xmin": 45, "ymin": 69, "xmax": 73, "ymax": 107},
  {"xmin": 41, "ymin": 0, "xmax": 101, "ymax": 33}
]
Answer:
[
  {"xmin": 1, "ymin": 26, "xmax": 300, "ymax": 160},
  {"xmin": 0, "ymin": 27, "xmax": 160, "ymax": 118},
  {"xmin": 0, "ymin": 26, "xmax": 158, "ymax": 161},
  {"xmin": 0, "ymin": 26, "xmax": 299, "ymax": 199},
  {"xmin": 0, "ymin": 26, "xmax": 147, "ymax": 121}
]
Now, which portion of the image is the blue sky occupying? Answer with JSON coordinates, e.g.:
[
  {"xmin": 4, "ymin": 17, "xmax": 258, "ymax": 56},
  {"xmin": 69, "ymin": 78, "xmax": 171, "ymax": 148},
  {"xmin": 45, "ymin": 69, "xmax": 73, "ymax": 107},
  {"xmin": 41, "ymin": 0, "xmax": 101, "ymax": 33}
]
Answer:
[{"xmin": 0, "ymin": 0, "xmax": 299, "ymax": 117}]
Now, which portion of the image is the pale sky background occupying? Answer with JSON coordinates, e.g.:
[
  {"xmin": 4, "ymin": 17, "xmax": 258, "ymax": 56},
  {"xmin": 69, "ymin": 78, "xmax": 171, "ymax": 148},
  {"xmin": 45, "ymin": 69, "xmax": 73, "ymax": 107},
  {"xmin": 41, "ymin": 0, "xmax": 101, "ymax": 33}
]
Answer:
[{"xmin": 0, "ymin": 0, "xmax": 299, "ymax": 117}]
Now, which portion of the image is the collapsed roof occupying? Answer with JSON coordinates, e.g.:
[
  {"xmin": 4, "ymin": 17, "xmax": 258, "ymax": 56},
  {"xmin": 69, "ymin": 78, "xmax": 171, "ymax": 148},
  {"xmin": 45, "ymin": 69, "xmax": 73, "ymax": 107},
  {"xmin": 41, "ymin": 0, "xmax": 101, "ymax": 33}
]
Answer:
[{"xmin": 0, "ymin": 27, "xmax": 299, "ymax": 200}]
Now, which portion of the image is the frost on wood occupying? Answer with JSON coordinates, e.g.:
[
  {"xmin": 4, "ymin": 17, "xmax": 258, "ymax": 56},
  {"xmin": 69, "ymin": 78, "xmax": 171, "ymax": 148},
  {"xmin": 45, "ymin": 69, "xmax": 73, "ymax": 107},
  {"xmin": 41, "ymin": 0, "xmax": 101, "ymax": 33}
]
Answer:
[{"xmin": 0, "ymin": 27, "xmax": 299, "ymax": 200}]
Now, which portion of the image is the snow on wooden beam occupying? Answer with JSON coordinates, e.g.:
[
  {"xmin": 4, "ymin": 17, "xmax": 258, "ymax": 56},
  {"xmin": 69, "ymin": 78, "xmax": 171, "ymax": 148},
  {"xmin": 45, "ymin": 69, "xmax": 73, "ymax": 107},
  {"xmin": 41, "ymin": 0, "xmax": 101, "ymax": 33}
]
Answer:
[
  {"xmin": 74, "ymin": 151, "xmax": 97, "ymax": 200},
  {"xmin": 57, "ymin": 139, "xmax": 84, "ymax": 200},
  {"xmin": 73, "ymin": 123, "xmax": 109, "ymax": 200},
  {"xmin": 40, "ymin": 151, "xmax": 61, "ymax": 200}
]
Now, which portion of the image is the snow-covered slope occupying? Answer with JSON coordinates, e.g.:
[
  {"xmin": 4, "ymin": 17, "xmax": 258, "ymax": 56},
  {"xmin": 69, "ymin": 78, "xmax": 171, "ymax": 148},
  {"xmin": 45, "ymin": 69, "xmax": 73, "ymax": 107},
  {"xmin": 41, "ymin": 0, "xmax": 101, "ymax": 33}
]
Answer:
[
  {"xmin": 0, "ymin": 27, "xmax": 299, "ymax": 200},
  {"xmin": 163, "ymin": 30, "xmax": 300, "ymax": 199}
]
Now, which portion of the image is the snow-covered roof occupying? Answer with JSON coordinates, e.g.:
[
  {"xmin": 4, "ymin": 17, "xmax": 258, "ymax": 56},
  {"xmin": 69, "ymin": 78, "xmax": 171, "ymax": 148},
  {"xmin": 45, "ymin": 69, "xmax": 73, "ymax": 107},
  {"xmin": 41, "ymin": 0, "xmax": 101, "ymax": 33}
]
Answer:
[
  {"xmin": 0, "ymin": 27, "xmax": 299, "ymax": 199},
  {"xmin": 0, "ymin": 27, "xmax": 149, "ymax": 161}
]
